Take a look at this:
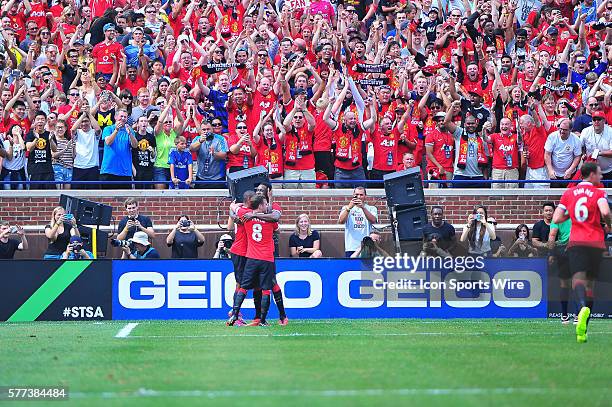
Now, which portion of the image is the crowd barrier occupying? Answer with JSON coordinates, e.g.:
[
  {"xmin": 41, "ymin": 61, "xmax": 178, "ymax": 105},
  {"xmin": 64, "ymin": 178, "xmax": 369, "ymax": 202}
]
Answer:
[
  {"xmin": 0, "ymin": 258, "xmax": 612, "ymax": 322},
  {"xmin": 4, "ymin": 258, "xmax": 611, "ymax": 322},
  {"xmin": 2, "ymin": 179, "xmax": 611, "ymax": 187}
]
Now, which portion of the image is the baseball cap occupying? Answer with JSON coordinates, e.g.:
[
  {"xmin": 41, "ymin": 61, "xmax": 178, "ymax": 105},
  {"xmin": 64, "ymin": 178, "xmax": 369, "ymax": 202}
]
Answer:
[
  {"xmin": 103, "ymin": 23, "xmax": 116, "ymax": 32},
  {"xmin": 429, "ymin": 7, "xmax": 439, "ymax": 14},
  {"xmin": 70, "ymin": 236, "xmax": 83, "ymax": 244},
  {"xmin": 592, "ymin": 111, "xmax": 606, "ymax": 119},
  {"xmin": 547, "ymin": 26, "xmax": 559, "ymax": 36}
]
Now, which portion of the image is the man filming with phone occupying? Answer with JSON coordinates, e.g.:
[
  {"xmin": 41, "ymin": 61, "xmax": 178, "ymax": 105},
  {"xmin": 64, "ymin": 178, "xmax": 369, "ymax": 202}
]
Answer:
[
  {"xmin": 0, "ymin": 221, "xmax": 28, "ymax": 259},
  {"xmin": 338, "ymin": 187, "xmax": 378, "ymax": 257},
  {"xmin": 117, "ymin": 198, "xmax": 155, "ymax": 240}
]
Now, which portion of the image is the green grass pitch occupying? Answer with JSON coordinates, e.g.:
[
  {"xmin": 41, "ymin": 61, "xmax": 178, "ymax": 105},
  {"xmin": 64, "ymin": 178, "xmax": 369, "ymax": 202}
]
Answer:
[{"xmin": 1, "ymin": 319, "xmax": 611, "ymax": 406}]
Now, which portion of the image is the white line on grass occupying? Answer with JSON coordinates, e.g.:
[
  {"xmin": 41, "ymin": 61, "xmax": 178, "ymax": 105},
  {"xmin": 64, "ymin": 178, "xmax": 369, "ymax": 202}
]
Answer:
[
  {"xmin": 122, "ymin": 331, "xmax": 612, "ymax": 339},
  {"xmin": 114, "ymin": 323, "xmax": 139, "ymax": 338},
  {"xmin": 68, "ymin": 387, "xmax": 609, "ymax": 399}
]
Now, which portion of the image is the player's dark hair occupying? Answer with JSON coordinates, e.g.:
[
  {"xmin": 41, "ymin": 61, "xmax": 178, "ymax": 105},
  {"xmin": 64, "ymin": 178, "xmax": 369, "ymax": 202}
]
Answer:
[
  {"xmin": 249, "ymin": 194, "xmax": 265, "ymax": 210},
  {"xmin": 260, "ymin": 180, "xmax": 272, "ymax": 191},
  {"xmin": 542, "ymin": 201, "xmax": 555, "ymax": 209},
  {"xmin": 243, "ymin": 190, "xmax": 256, "ymax": 204},
  {"xmin": 581, "ymin": 162, "xmax": 599, "ymax": 178}
]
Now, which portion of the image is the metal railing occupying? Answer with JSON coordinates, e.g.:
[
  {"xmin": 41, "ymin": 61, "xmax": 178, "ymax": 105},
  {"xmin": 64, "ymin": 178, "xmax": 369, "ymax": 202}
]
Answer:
[{"xmin": 1, "ymin": 179, "xmax": 610, "ymax": 187}]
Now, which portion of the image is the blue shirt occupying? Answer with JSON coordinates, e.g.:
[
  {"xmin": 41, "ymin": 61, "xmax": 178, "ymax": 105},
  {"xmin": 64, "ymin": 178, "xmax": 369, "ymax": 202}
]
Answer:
[
  {"xmin": 207, "ymin": 89, "xmax": 233, "ymax": 133},
  {"xmin": 559, "ymin": 62, "xmax": 607, "ymax": 90},
  {"xmin": 124, "ymin": 44, "xmax": 157, "ymax": 68},
  {"xmin": 101, "ymin": 125, "xmax": 134, "ymax": 177},
  {"xmin": 168, "ymin": 148, "xmax": 193, "ymax": 181}
]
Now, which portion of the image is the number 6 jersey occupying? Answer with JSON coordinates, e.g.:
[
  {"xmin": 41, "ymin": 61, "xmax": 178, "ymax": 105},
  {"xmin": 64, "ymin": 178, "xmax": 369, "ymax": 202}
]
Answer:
[{"xmin": 558, "ymin": 181, "xmax": 608, "ymax": 249}]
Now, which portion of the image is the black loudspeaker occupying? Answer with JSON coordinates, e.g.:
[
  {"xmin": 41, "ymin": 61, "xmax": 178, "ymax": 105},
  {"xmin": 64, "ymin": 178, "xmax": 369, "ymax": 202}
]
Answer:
[
  {"xmin": 383, "ymin": 167, "xmax": 425, "ymax": 208},
  {"xmin": 60, "ymin": 195, "xmax": 113, "ymax": 226},
  {"xmin": 394, "ymin": 205, "xmax": 428, "ymax": 240},
  {"xmin": 226, "ymin": 166, "xmax": 270, "ymax": 203},
  {"xmin": 77, "ymin": 226, "xmax": 109, "ymax": 253}
]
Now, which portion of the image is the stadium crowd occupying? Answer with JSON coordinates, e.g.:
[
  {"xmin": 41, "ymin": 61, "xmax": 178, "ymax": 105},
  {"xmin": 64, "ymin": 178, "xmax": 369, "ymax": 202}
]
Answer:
[{"xmin": 0, "ymin": 0, "xmax": 612, "ymax": 189}]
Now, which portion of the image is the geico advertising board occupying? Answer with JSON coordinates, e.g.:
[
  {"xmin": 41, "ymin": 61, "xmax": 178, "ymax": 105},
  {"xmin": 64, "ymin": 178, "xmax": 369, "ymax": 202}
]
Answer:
[{"xmin": 112, "ymin": 258, "xmax": 547, "ymax": 319}]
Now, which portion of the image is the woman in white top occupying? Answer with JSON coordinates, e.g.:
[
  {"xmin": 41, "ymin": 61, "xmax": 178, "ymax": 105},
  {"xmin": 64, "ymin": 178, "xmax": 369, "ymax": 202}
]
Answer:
[
  {"xmin": 460, "ymin": 205, "xmax": 497, "ymax": 256},
  {"xmin": 1, "ymin": 125, "xmax": 27, "ymax": 190}
]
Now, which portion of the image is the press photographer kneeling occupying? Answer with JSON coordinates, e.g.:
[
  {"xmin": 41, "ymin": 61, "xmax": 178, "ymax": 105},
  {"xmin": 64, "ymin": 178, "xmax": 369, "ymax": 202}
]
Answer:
[
  {"xmin": 114, "ymin": 231, "xmax": 160, "ymax": 259},
  {"xmin": 61, "ymin": 236, "xmax": 93, "ymax": 260}
]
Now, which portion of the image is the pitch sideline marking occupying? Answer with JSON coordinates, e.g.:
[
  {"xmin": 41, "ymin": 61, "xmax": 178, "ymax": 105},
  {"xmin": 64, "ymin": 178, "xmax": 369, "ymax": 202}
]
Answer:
[
  {"xmin": 68, "ymin": 387, "xmax": 610, "ymax": 399},
  {"xmin": 115, "ymin": 323, "xmax": 139, "ymax": 338},
  {"xmin": 120, "ymin": 331, "xmax": 612, "ymax": 339}
]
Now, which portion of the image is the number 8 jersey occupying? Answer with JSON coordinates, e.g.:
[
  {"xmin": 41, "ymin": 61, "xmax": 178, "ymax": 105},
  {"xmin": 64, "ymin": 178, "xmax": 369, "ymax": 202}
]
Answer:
[
  {"xmin": 238, "ymin": 207, "xmax": 278, "ymax": 262},
  {"xmin": 558, "ymin": 181, "xmax": 608, "ymax": 249}
]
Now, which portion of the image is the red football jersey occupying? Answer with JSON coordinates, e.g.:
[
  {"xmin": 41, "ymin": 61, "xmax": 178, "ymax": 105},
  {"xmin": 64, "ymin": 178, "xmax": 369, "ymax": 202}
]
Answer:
[
  {"xmin": 369, "ymin": 126, "xmax": 399, "ymax": 171},
  {"xmin": 230, "ymin": 207, "xmax": 250, "ymax": 257},
  {"xmin": 238, "ymin": 207, "xmax": 276, "ymax": 262},
  {"xmin": 559, "ymin": 182, "xmax": 608, "ymax": 249}
]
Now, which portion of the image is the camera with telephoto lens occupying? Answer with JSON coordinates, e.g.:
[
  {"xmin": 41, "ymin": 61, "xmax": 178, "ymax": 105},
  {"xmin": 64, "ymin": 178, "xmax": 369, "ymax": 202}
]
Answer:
[
  {"xmin": 111, "ymin": 239, "xmax": 132, "ymax": 248},
  {"xmin": 72, "ymin": 243, "xmax": 83, "ymax": 253},
  {"xmin": 221, "ymin": 238, "xmax": 233, "ymax": 249}
]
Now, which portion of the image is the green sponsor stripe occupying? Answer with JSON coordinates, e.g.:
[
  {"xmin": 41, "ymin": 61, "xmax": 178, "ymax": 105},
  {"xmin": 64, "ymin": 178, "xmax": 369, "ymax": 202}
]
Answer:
[{"xmin": 7, "ymin": 261, "xmax": 92, "ymax": 322}]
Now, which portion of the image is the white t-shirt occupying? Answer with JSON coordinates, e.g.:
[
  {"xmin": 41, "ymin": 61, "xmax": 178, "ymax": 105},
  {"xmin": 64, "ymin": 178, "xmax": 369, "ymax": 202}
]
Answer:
[
  {"xmin": 73, "ymin": 128, "xmax": 100, "ymax": 169},
  {"xmin": 341, "ymin": 204, "xmax": 378, "ymax": 252},
  {"xmin": 2, "ymin": 139, "xmax": 26, "ymax": 171},
  {"xmin": 580, "ymin": 125, "xmax": 612, "ymax": 173},
  {"xmin": 544, "ymin": 131, "xmax": 582, "ymax": 177}
]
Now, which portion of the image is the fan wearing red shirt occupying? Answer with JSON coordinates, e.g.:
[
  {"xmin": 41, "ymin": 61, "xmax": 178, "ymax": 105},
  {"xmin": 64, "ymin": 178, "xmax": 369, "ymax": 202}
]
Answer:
[
  {"xmin": 91, "ymin": 24, "xmax": 124, "ymax": 80},
  {"xmin": 227, "ymin": 121, "xmax": 257, "ymax": 173},
  {"xmin": 228, "ymin": 194, "xmax": 279, "ymax": 327},
  {"xmin": 324, "ymin": 103, "xmax": 376, "ymax": 188},
  {"xmin": 282, "ymin": 98, "xmax": 317, "ymax": 188},
  {"xmin": 118, "ymin": 65, "xmax": 146, "ymax": 96},
  {"xmin": 487, "ymin": 118, "xmax": 519, "ymax": 189},
  {"xmin": 553, "ymin": 162, "xmax": 611, "ymax": 343},
  {"xmin": 25, "ymin": 0, "xmax": 48, "ymax": 29},
  {"xmin": 368, "ymin": 115, "xmax": 400, "ymax": 185},
  {"xmin": 253, "ymin": 110, "xmax": 284, "ymax": 180},
  {"xmin": 227, "ymin": 87, "xmax": 253, "ymax": 133},
  {"xmin": 520, "ymin": 113, "xmax": 550, "ymax": 189},
  {"xmin": 425, "ymin": 112, "xmax": 455, "ymax": 188}
]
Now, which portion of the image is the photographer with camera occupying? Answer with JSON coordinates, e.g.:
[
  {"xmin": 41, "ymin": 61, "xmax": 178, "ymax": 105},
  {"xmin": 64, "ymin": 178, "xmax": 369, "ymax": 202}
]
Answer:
[
  {"xmin": 0, "ymin": 221, "xmax": 28, "ymax": 259},
  {"xmin": 119, "ymin": 231, "xmax": 160, "ymax": 259},
  {"xmin": 423, "ymin": 206, "xmax": 457, "ymax": 255},
  {"xmin": 117, "ymin": 198, "xmax": 155, "ymax": 240},
  {"xmin": 61, "ymin": 236, "xmax": 93, "ymax": 260},
  {"xmin": 213, "ymin": 234, "xmax": 234, "ymax": 259},
  {"xmin": 166, "ymin": 215, "xmax": 205, "ymax": 259}
]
